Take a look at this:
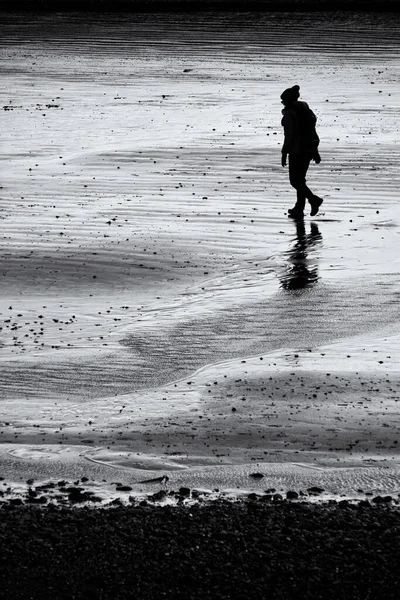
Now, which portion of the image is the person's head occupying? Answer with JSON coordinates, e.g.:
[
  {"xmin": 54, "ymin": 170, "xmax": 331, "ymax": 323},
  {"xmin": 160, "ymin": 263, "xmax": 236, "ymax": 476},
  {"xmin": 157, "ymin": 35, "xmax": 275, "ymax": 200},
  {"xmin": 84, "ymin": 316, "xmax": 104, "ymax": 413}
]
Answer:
[{"xmin": 280, "ymin": 84, "xmax": 300, "ymax": 107}]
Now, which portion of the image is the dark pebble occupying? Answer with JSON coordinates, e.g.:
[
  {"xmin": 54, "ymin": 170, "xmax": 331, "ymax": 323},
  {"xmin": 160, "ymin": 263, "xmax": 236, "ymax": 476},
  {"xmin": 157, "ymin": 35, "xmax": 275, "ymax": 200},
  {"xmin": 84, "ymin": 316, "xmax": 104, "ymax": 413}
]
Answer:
[
  {"xmin": 249, "ymin": 472, "xmax": 264, "ymax": 479},
  {"xmin": 307, "ymin": 486, "xmax": 325, "ymax": 495},
  {"xmin": 286, "ymin": 491, "xmax": 299, "ymax": 500},
  {"xmin": 247, "ymin": 492, "xmax": 259, "ymax": 501},
  {"xmin": 373, "ymin": 495, "xmax": 393, "ymax": 504},
  {"xmin": 273, "ymin": 494, "xmax": 284, "ymax": 502},
  {"xmin": 148, "ymin": 490, "xmax": 168, "ymax": 502}
]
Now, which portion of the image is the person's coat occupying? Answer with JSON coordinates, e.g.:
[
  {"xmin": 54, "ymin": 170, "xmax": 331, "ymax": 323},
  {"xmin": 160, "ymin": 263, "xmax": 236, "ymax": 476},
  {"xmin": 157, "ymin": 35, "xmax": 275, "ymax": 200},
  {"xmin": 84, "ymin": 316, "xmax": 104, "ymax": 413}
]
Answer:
[{"xmin": 281, "ymin": 100, "xmax": 319, "ymax": 156}]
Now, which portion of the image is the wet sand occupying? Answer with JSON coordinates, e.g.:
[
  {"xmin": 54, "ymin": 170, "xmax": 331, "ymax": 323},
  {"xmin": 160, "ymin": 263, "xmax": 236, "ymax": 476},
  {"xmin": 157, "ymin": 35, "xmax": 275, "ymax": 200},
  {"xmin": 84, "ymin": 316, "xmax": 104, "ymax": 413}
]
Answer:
[{"xmin": 1, "ymin": 11, "xmax": 400, "ymax": 503}]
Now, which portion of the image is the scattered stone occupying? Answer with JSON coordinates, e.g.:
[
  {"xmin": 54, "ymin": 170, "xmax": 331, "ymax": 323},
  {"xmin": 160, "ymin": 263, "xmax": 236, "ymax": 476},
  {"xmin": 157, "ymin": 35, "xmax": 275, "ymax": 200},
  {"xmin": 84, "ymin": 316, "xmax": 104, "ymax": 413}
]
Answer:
[
  {"xmin": 148, "ymin": 490, "xmax": 168, "ymax": 502},
  {"xmin": 372, "ymin": 496, "xmax": 384, "ymax": 504},
  {"xmin": 286, "ymin": 491, "xmax": 299, "ymax": 500},
  {"xmin": 67, "ymin": 487, "xmax": 97, "ymax": 504},
  {"xmin": 115, "ymin": 485, "xmax": 133, "ymax": 492},
  {"xmin": 373, "ymin": 495, "xmax": 392, "ymax": 504},
  {"xmin": 36, "ymin": 482, "xmax": 55, "ymax": 491},
  {"xmin": 307, "ymin": 486, "xmax": 324, "ymax": 495},
  {"xmin": 9, "ymin": 498, "xmax": 23, "ymax": 506},
  {"xmin": 247, "ymin": 493, "xmax": 259, "ymax": 501},
  {"xmin": 27, "ymin": 496, "xmax": 48, "ymax": 504},
  {"xmin": 273, "ymin": 494, "xmax": 283, "ymax": 502},
  {"xmin": 109, "ymin": 498, "xmax": 123, "ymax": 506}
]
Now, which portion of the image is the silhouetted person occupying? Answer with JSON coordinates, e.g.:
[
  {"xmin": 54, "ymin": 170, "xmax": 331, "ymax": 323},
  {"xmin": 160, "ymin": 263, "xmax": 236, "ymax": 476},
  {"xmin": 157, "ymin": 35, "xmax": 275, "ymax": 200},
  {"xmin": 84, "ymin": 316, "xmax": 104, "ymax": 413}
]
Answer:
[
  {"xmin": 280, "ymin": 85, "xmax": 323, "ymax": 220},
  {"xmin": 280, "ymin": 221, "xmax": 322, "ymax": 290}
]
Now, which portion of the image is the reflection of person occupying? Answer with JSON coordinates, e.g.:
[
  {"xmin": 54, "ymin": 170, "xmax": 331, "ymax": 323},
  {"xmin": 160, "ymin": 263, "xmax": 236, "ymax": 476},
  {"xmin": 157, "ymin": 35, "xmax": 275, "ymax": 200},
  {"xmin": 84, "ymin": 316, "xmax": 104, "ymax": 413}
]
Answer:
[
  {"xmin": 280, "ymin": 221, "xmax": 322, "ymax": 290},
  {"xmin": 280, "ymin": 85, "xmax": 324, "ymax": 220}
]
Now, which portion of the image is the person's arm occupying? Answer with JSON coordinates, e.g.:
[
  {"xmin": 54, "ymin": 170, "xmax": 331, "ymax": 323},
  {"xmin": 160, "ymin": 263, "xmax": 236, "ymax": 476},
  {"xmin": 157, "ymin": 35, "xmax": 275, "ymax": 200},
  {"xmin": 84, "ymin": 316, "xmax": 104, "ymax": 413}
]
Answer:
[
  {"xmin": 281, "ymin": 110, "xmax": 296, "ymax": 165},
  {"xmin": 305, "ymin": 105, "xmax": 321, "ymax": 163},
  {"xmin": 309, "ymin": 109, "xmax": 321, "ymax": 163},
  {"xmin": 313, "ymin": 150, "xmax": 321, "ymax": 164}
]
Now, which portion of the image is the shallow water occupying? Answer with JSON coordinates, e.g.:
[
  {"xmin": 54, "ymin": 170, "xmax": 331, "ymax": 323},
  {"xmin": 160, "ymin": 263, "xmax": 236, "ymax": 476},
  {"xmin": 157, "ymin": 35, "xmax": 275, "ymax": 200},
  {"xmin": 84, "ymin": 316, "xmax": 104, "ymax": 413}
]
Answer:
[{"xmin": 1, "ymin": 11, "xmax": 400, "ymax": 497}]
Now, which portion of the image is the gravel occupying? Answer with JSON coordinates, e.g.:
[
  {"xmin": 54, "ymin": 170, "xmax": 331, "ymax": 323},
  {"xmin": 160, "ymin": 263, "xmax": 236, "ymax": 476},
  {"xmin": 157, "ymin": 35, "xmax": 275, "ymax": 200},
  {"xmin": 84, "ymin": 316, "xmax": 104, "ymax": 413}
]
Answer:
[{"xmin": 1, "ymin": 499, "xmax": 400, "ymax": 599}]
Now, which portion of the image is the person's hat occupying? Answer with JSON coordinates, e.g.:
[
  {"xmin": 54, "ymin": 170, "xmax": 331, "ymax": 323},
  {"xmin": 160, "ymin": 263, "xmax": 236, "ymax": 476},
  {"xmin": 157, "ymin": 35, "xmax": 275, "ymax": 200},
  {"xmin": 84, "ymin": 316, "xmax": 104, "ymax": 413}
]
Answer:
[{"xmin": 280, "ymin": 85, "xmax": 300, "ymax": 104}]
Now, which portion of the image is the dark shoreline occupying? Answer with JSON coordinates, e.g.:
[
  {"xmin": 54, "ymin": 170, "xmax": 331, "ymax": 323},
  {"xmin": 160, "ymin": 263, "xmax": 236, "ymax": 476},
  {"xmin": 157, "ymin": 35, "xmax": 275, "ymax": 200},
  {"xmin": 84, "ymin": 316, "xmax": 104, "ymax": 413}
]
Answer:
[
  {"xmin": 0, "ymin": 1, "xmax": 399, "ymax": 13},
  {"xmin": 1, "ymin": 500, "xmax": 400, "ymax": 599}
]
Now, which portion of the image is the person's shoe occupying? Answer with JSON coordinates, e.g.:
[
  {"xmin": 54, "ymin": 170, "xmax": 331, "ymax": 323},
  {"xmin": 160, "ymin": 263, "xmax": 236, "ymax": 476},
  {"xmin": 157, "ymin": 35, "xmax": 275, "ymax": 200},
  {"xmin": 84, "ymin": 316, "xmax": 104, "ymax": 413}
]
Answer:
[
  {"xmin": 310, "ymin": 196, "xmax": 323, "ymax": 217},
  {"xmin": 288, "ymin": 207, "xmax": 304, "ymax": 220}
]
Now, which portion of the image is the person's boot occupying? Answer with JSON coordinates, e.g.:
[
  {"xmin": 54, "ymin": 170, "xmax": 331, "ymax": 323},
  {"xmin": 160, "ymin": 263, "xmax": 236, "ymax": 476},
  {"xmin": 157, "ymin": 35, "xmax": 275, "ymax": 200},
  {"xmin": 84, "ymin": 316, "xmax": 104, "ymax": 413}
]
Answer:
[
  {"xmin": 288, "ymin": 207, "xmax": 304, "ymax": 220},
  {"xmin": 310, "ymin": 196, "xmax": 323, "ymax": 217}
]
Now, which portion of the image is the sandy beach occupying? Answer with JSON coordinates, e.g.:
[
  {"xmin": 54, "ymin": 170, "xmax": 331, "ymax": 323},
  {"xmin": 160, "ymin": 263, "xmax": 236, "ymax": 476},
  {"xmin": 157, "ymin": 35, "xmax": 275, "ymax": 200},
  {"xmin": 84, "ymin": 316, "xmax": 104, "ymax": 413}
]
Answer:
[{"xmin": 1, "ymin": 10, "xmax": 400, "ymax": 506}]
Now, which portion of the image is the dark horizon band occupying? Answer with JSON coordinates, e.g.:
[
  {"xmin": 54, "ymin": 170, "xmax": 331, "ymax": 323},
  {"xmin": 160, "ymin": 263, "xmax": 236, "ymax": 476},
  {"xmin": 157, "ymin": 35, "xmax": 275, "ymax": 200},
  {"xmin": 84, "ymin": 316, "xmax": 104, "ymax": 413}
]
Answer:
[{"xmin": 0, "ymin": 0, "xmax": 398, "ymax": 13}]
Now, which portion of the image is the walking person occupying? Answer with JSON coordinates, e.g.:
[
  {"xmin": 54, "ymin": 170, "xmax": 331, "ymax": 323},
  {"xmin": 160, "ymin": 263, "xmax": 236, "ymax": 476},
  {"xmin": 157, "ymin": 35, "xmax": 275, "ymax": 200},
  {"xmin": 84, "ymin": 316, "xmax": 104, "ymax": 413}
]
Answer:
[{"xmin": 280, "ymin": 85, "xmax": 323, "ymax": 219}]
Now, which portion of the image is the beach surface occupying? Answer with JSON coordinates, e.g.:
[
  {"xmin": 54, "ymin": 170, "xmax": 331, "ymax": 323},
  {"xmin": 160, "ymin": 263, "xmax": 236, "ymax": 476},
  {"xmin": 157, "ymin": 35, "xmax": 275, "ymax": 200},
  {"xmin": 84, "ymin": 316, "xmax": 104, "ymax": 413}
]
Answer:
[{"xmin": 1, "ymin": 10, "xmax": 400, "ymax": 505}]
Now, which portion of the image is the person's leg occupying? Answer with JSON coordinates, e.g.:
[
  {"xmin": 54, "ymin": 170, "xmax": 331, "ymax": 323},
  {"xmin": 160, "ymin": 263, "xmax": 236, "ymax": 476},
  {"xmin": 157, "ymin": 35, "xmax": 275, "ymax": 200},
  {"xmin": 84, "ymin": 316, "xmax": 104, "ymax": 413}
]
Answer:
[
  {"xmin": 290, "ymin": 154, "xmax": 324, "ymax": 217},
  {"xmin": 301, "ymin": 153, "xmax": 324, "ymax": 214},
  {"xmin": 288, "ymin": 154, "xmax": 311, "ymax": 213}
]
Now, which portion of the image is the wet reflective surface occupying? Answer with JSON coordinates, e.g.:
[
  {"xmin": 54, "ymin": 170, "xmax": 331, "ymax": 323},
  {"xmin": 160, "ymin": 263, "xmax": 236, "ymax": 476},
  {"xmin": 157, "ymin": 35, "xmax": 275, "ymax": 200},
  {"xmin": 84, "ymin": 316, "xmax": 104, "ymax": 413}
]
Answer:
[
  {"xmin": 1, "ymin": 11, "xmax": 400, "ymax": 496},
  {"xmin": 280, "ymin": 221, "xmax": 322, "ymax": 290}
]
